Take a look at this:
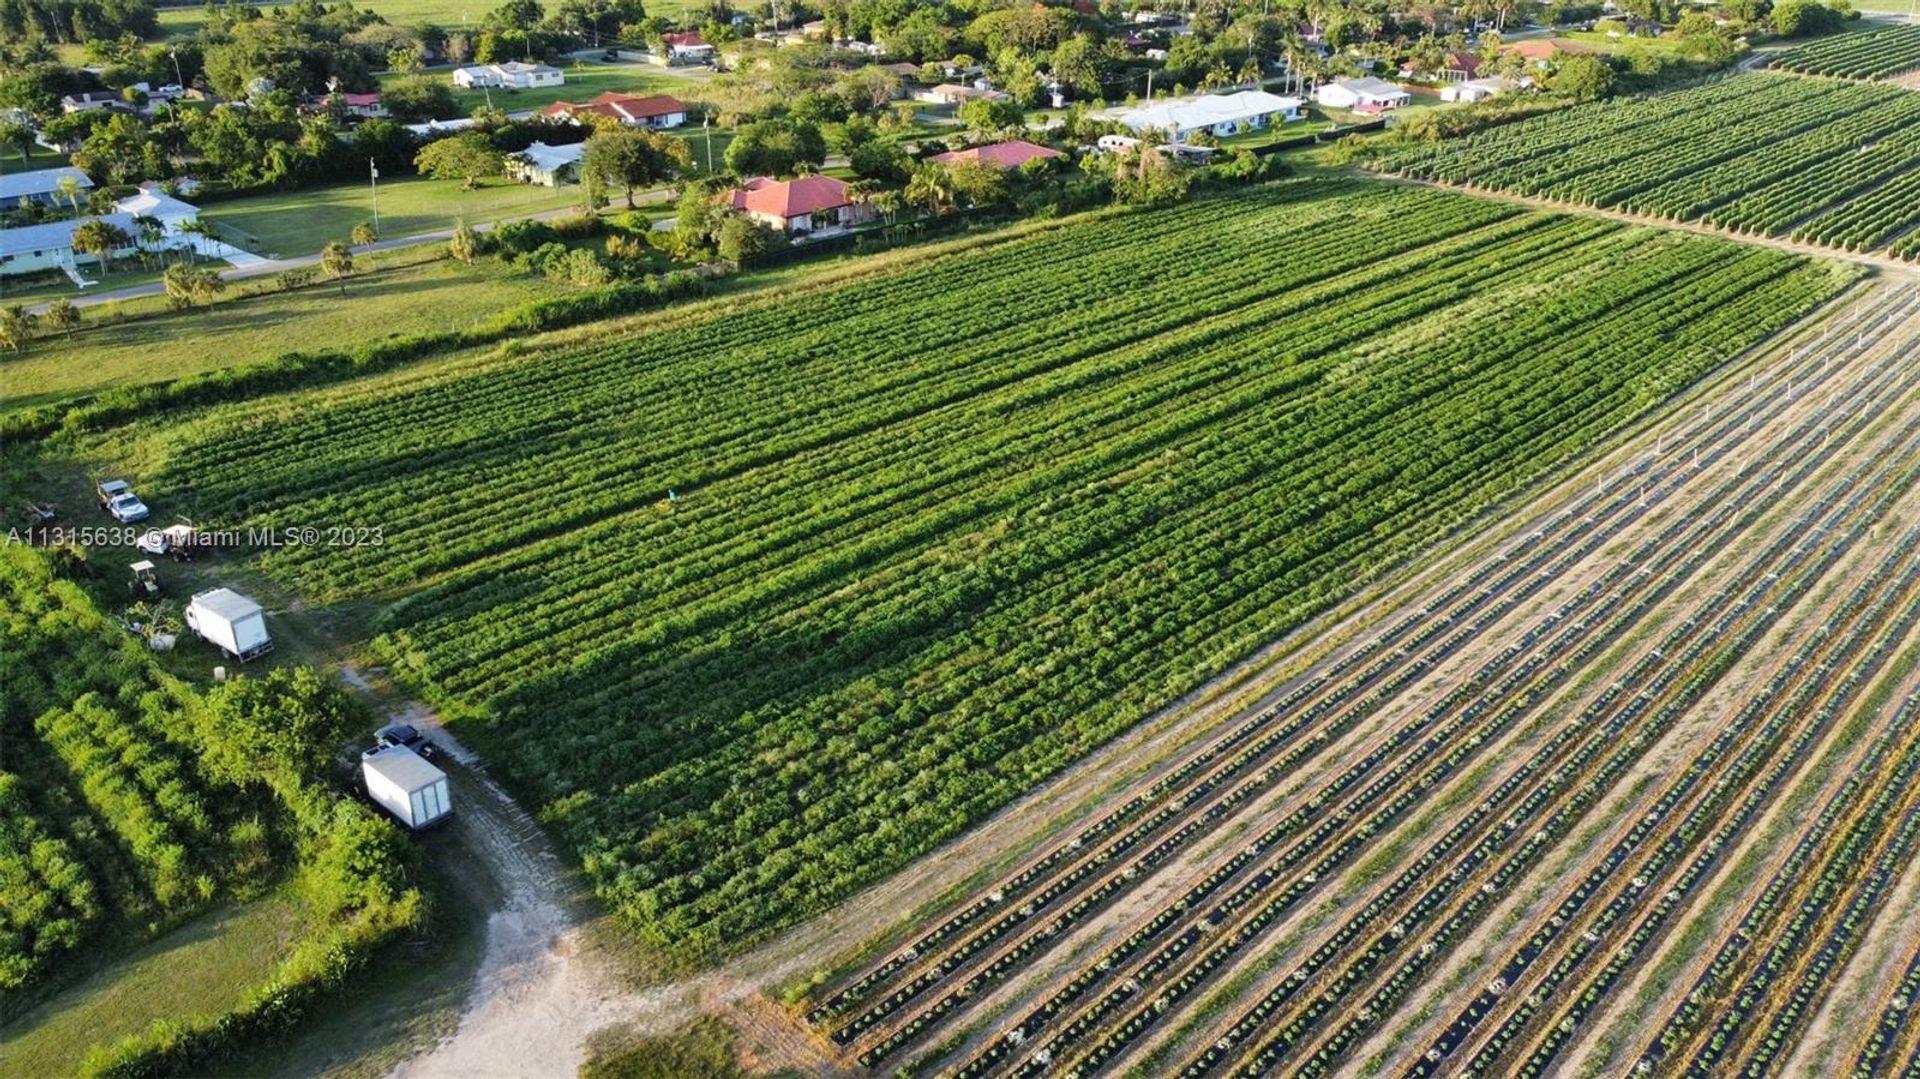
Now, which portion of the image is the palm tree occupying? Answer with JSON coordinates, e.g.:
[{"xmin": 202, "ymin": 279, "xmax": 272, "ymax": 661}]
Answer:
[
  {"xmin": 321, "ymin": 241, "xmax": 354, "ymax": 293},
  {"xmin": 70, "ymin": 219, "xmax": 132, "ymax": 275},
  {"xmin": 54, "ymin": 175, "xmax": 84, "ymax": 216},
  {"xmin": 871, "ymin": 189, "xmax": 905, "ymax": 225},
  {"xmin": 905, "ymin": 164, "xmax": 956, "ymax": 217},
  {"xmin": 132, "ymin": 214, "xmax": 166, "ymax": 268},
  {"xmin": 44, "ymin": 299, "xmax": 80, "ymax": 338}
]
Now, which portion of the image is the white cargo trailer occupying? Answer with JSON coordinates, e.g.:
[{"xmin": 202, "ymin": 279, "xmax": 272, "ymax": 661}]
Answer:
[
  {"xmin": 362, "ymin": 745, "xmax": 453, "ymax": 829},
  {"xmin": 184, "ymin": 588, "xmax": 273, "ymax": 661}
]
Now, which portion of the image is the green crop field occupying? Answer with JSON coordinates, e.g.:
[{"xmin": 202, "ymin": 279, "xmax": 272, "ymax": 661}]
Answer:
[
  {"xmin": 1382, "ymin": 74, "xmax": 1920, "ymax": 257},
  {"xmin": 1768, "ymin": 22, "xmax": 1920, "ymax": 79},
  {"xmin": 66, "ymin": 180, "xmax": 1853, "ymax": 960}
]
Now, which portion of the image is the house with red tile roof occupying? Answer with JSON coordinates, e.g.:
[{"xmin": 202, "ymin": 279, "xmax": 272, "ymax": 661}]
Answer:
[
  {"xmin": 539, "ymin": 92, "xmax": 687, "ymax": 128},
  {"xmin": 725, "ymin": 175, "xmax": 875, "ymax": 234},
  {"xmin": 927, "ymin": 139, "xmax": 1064, "ymax": 170}
]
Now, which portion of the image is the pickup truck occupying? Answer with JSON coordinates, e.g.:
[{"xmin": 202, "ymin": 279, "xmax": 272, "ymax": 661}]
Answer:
[
  {"xmin": 361, "ymin": 723, "xmax": 438, "ymax": 761},
  {"xmin": 97, "ymin": 480, "xmax": 150, "ymax": 523}
]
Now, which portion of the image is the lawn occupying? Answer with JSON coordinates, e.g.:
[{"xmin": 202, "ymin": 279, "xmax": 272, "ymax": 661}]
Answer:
[
  {"xmin": 204, "ymin": 175, "xmax": 583, "ymax": 257},
  {"xmin": 0, "ymin": 257, "xmax": 565, "ymax": 413},
  {"xmin": 0, "ymin": 897, "xmax": 304, "ymax": 1076},
  {"xmin": 154, "ymin": 0, "xmax": 707, "ymax": 36},
  {"xmin": 380, "ymin": 61, "xmax": 697, "ymax": 116}
]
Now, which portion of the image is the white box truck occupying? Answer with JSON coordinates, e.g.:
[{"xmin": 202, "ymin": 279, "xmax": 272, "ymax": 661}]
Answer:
[
  {"xmin": 184, "ymin": 588, "xmax": 273, "ymax": 661},
  {"xmin": 362, "ymin": 745, "xmax": 453, "ymax": 829}
]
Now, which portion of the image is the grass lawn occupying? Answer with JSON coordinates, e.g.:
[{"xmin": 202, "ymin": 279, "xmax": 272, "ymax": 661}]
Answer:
[
  {"xmin": 380, "ymin": 62, "xmax": 696, "ymax": 116},
  {"xmin": 205, "ymin": 175, "xmax": 583, "ymax": 257},
  {"xmin": 154, "ymin": 0, "xmax": 707, "ymax": 36},
  {"xmin": 0, "ymin": 897, "xmax": 305, "ymax": 1076},
  {"xmin": 0, "ymin": 264, "xmax": 169, "ymax": 306},
  {"xmin": 0, "ymin": 142, "xmax": 72, "ymax": 175},
  {"xmin": 0, "ymin": 257, "xmax": 566, "ymax": 413}
]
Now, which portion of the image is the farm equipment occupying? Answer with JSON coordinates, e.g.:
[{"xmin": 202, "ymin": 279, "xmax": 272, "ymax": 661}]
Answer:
[
  {"xmin": 137, "ymin": 523, "xmax": 201, "ymax": 562},
  {"xmin": 127, "ymin": 560, "xmax": 163, "ymax": 599},
  {"xmin": 21, "ymin": 501, "xmax": 55, "ymax": 525}
]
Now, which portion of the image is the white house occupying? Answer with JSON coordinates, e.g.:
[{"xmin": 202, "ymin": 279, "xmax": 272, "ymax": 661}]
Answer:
[
  {"xmin": 509, "ymin": 141, "xmax": 586, "ymax": 186},
  {"xmin": 1314, "ymin": 77, "xmax": 1412, "ymax": 112},
  {"xmin": 1115, "ymin": 90, "xmax": 1304, "ymax": 138},
  {"xmin": 1440, "ymin": 77, "xmax": 1525, "ymax": 103},
  {"xmin": 0, "ymin": 165, "xmax": 94, "ymax": 208},
  {"xmin": 453, "ymin": 61, "xmax": 565, "ymax": 89},
  {"xmin": 113, "ymin": 183, "xmax": 246, "ymax": 261}
]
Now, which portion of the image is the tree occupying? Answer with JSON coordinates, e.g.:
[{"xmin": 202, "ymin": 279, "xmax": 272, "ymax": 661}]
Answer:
[
  {"xmin": 723, "ymin": 119, "xmax": 827, "ymax": 178},
  {"xmin": 384, "ymin": 75, "xmax": 459, "ymax": 122},
  {"xmin": 581, "ymin": 127, "xmax": 692, "ymax": 208},
  {"xmin": 946, "ymin": 160, "xmax": 1010, "ymax": 208},
  {"xmin": 322, "ymin": 241, "xmax": 355, "ymax": 291},
  {"xmin": 0, "ymin": 120, "xmax": 32, "ymax": 166},
  {"xmin": 54, "ymin": 174, "xmax": 84, "ymax": 215},
  {"xmin": 413, "ymin": 132, "xmax": 505, "ymax": 188},
  {"xmin": 449, "ymin": 218, "xmax": 479, "ymax": 264},
  {"xmin": 163, "ymin": 263, "xmax": 226, "ymax": 312},
  {"xmin": 69, "ymin": 219, "xmax": 132, "ymax": 274},
  {"xmin": 350, "ymin": 221, "xmax": 380, "ymax": 246},
  {"xmin": 1551, "ymin": 54, "xmax": 1616, "ymax": 100},
  {"xmin": 0, "ymin": 306, "xmax": 31, "ymax": 353},
  {"xmin": 716, "ymin": 213, "xmax": 776, "ymax": 263},
  {"xmin": 849, "ymin": 138, "xmax": 910, "ymax": 183},
  {"xmin": 905, "ymin": 163, "xmax": 956, "ymax": 216},
  {"xmin": 44, "ymin": 299, "xmax": 80, "ymax": 339},
  {"xmin": 957, "ymin": 97, "xmax": 1026, "ymax": 135}
]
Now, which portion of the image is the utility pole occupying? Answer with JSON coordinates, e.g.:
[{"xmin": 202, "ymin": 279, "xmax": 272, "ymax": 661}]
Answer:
[
  {"xmin": 369, "ymin": 159, "xmax": 381, "ymax": 235},
  {"xmin": 704, "ymin": 114, "xmax": 714, "ymax": 174}
]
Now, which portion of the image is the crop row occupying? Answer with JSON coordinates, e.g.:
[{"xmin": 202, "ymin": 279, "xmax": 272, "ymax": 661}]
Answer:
[
  {"xmin": 1407, "ymin": 516, "xmax": 1920, "ymax": 1078},
  {"xmin": 940, "ymin": 297, "xmax": 1913, "ymax": 1079},
  {"xmin": 0, "ymin": 772, "xmax": 98, "ymax": 990},
  {"xmin": 1770, "ymin": 24, "xmax": 1920, "ymax": 80},
  {"xmin": 1384, "ymin": 74, "xmax": 1920, "ymax": 254},
  {"xmin": 813, "ymin": 285, "xmax": 1919, "ymax": 1035},
  {"xmin": 822, "ymin": 250, "xmax": 1842, "ymax": 1060},
  {"xmin": 1208, "ymin": 442, "xmax": 1920, "ymax": 1079},
  {"xmin": 815, "ymin": 224, "xmax": 1748, "ymax": 1043},
  {"xmin": 1178, "ymin": 390, "xmax": 1920, "ymax": 1078}
]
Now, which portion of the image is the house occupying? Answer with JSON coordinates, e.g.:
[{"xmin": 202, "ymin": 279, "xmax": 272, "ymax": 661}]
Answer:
[
  {"xmin": 509, "ymin": 140, "xmax": 586, "ymax": 185},
  {"xmin": 1402, "ymin": 50, "xmax": 1481, "ymax": 81},
  {"xmin": 1115, "ymin": 91, "xmax": 1305, "ymax": 138},
  {"xmin": 835, "ymin": 39, "xmax": 885, "ymax": 56},
  {"xmin": 452, "ymin": 61, "xmax": 565, "ymax": 89},
  {"xmin": 1440, "ymin": 76, "xmax": 1527, "ymax": 102},
  {"xmin": 0, "ymin": 166, "xmax": 95, "ymax": 208},
  {"xmin": 659, "ymin": 31, "xmax": 716, "ymax": 64},
  {"xmin": 919, "ymin": 83, "xmax": 1011, "ymax": 105},
  {"xmin": 928, "ymin": 139, "xmax": 1064, "ymax": 169},
  {"xmin": 330, "ymin": 91, "xmax": 387, "ymax": 118},
  {"xmin": 1314, "ymin": 77, "xmax": 1411, "ymax": 112},
  {"xmin": 539, "ymin": 91, "xmax": 687, "ymax": 128},
  {"xmin": 60, "ymin": 90, "xmax": 128, "ymax": 113},
  {"xmin": 725, "ymin": 175, "xmax": 873, "ymax": 235},
  {"xmin": 0, "ymin": 213, "xmax": 139, "ymax": 277}
]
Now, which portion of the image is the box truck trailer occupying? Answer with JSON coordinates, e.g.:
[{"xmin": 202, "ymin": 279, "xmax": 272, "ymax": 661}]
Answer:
[{"xmin": 362, "ymin": 745, "xmax": 453, "ymax": 830}]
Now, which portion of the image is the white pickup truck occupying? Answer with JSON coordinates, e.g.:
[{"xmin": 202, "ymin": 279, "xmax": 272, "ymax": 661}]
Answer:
[{"xmin": 97, "ymin": 479, "xmax": 150, "ymax": 523}]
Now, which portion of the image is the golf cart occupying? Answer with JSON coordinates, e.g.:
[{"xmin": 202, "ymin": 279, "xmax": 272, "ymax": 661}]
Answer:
[
  {"xmin": 127, "ymin": 560, "xmax": 163, "ymax": 599},
  {"xmin": 137, "ymin": 523, "xmax": 201, "ymax": 562}
]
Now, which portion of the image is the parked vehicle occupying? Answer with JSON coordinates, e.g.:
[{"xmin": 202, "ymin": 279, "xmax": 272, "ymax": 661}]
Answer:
[
  {"xmin": 184, "ymin": 588, "xmax": 272, "ymax": 661},
  {"xmin": 362, "ymin": 722, "xmax": 438, "ymax": 761},
  {"xmin": 361, "ymin": 745, "xmax": 453, "ymax": 830},
  {"xmin": 136, "ymin": 523, "xmax": 200, "ymax": 561},
  {"xmin": 97, "ymin": 480, "xmax": 150, "ymax": 523},
  {"xmin": 127, "ymin": 561, "xmax": 162, "ymax": 599}
]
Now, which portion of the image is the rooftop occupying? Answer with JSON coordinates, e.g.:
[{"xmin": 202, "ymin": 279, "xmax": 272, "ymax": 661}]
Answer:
[
  {"xmin": 731, "ymin": 174, "xmax": 854, "ymax": 218},
  {"xmin": 928, "ymin": 139, "xmax": 1064, "ymax": 169},
  {"xmin": 0, "ymin": 165, "xmax": 94, "ymax": 202},
  {"xmin": 363, "ymin": 744, "xmax": 447, "ymax": 792}
]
